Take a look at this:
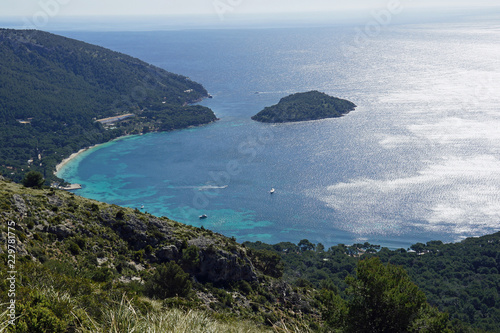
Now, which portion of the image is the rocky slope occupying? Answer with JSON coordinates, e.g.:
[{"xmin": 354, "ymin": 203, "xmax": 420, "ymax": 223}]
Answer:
[
  {"xmin": 0, "ymin": 178, "xmax": 256, "ymax": 284},
  {"xmin": 0, "ymin": 178, "xmax": 316, "ymax": 331}
]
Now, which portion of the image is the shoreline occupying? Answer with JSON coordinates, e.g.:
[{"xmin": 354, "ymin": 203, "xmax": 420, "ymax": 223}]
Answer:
[
  {"xmin": 54, "ymin": 117, "xmax": 219, "ymax": 178},
  {"xmin": 54, "ymin": 135, "xmax": 132, "ymax": 177},
  {"xmin": 53, "ymin": 134, "xmax": 139, "ymax": 189},
  {"xmin": 54, "ymin": 145, "xmax": 100, "ymax": 175},
  {"xmin": 54, "ymin": 94, "xmax": 216, "ymax": 178},
  {"xmin": 55, "ymin": 148, "xmax": 86, "ymax": 174}
]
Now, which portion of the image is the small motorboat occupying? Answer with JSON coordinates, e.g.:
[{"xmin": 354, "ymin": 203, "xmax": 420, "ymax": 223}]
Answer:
[
  {"xmin": 270, "ymin": 188, "xmax": 275, "ymax": 194},
  {"xmin": 199, "ymin": 214, "xmax": 208, "ymax": 219}
]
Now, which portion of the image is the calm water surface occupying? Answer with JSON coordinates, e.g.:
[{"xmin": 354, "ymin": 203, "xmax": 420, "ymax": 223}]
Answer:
[{"xmin": 57, "ymin": 19, "xmax": 500, "ymax": 248}]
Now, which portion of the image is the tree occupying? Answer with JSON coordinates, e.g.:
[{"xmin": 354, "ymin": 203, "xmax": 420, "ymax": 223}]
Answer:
[
  {"xmin": 298, "ymin": 239, "xmax": 315, "ymax": 252},
  {"xmin": 251, "ymin": 249, "xmax": 284, "ymax": 278},
  {"xmin": 320, "ymin": 289, "xmax": 348, "ymax": 331},
  {"xmin": 410, "ymin": 242, "xmax": 426, "ymax": 253},
  {"xmin": 22, "ymin": 171, "xmax": 45, "ymax": 189},
  {"xmin": 181, "ymin": 245, "xmax": 200, "ymax": 271},
  {"xmin": 344, "ymin": 257, "xmax": 452, "ymax": 333},
  {"xmin": 145, "ymin": 262, "xmax": 192, "ymax": 299},
  {"xmin": 316, "ymin": 243, "xmax": 325, "ymax": 252}
]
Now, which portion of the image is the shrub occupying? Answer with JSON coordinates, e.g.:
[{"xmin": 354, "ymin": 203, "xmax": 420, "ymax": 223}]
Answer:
[
  {"xmin": 10, "ymin": 291, "xmax": 70, "ymax": 333},
  {"xmin": 74, "ymin": 236, "xmax": 86, "ymax": 250},
  {"xmin": 115, "ymin": 210, "xmax": 125, "ymax": 220},
  {"xmin": 181, "ymin": 245, "xmax": 200, "ymax": 270},
  {"xmin": 68, "ymin": 241, "xmax": 81, "ymax": 255},
  {"xmin": 90, "ymin": 203, "xmax": 100, "ymax": 212},
  {"xmin": 26, "ymin": 218, "xmax": 35, "ymax": 229},
  {"xmin": 92, "ymin": 267, "xmax": 114, "ymax": 283},
  {"xmin": 238, "ymin": 280, "xmax": 253, "ymax": 295},
  {"xmin": 145, "ymin": 262, "xmax": 192, "ymax": 299},
  {"xmin": 134, "ymin": 250, "xmax": 144, "ymax": 262},
  {"xmin": 144, "ymin": 244, "xmax": 153, "ymax": 254}
]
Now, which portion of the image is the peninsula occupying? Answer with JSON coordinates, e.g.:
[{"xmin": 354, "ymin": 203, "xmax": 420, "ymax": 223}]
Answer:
[
  {"xmin": 0, "ymin": 29, "xmax": 216, "ymax": 184},
  {"xmin": 251, "ymin": 91, "xmax": 356, "ymax": 123}
]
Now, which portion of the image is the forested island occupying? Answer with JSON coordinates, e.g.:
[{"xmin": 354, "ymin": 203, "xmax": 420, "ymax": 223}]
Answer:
[
  {"xmin": 251, "ymin": 91, "xmax": 356, "ymax": 123},
  {"xmin": 0, "ymin": 29, "xmax": 216, "ymax": 184}
]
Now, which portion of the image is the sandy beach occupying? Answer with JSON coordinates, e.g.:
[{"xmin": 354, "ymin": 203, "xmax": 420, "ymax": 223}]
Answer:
[
  {"xmin": 54, "ymin": 135, "xmax": 134, "ymax": 176},
  {"xmin": 54, "ymin": 145, "xmax": 99, "ymax": 175}
]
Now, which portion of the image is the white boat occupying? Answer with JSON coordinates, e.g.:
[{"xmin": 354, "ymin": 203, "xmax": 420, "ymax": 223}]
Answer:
[
  {"xmin": 270, "ymin": 188, "xmax": 275, "ymax": 194},
  {"xmin": 199, "ymin": 214, "xmax": 208, "ymax": 219}
]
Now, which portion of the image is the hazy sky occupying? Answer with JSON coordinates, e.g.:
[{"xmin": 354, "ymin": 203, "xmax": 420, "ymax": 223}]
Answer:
[
  {"xmin": 2, "ymin": 0, "xmax": 498, "ymax": 17},
  {"xmin": 1, "ymin": 0, "xmax": 498, "ymax": 30}
]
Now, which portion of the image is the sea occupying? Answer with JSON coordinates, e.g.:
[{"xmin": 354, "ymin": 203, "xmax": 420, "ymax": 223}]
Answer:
[{"xmin": 55, "ymin": 12, "xmax": 500, "ymax": 249}]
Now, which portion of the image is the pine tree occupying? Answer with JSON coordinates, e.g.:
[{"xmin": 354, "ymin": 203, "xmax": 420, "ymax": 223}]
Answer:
[{"xmin": 22, "ymin": 171, "xmax": 45, "ymax": 189}]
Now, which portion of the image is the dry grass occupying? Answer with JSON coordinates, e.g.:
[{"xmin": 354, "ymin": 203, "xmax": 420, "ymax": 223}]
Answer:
[{"xmin": 75, "ymin": 295, "xmax": 272, "ymax": 333}]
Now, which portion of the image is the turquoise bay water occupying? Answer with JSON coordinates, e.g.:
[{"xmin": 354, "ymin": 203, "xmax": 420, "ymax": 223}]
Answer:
[{"xmin": 57, "ymin": 18, "xmax": 500, "ymax": 249}]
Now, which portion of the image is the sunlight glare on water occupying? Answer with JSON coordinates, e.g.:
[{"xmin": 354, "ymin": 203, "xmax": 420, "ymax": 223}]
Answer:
[{"xmin": 57, "ymin": 18, "xmax": 500, "ymax": 248}]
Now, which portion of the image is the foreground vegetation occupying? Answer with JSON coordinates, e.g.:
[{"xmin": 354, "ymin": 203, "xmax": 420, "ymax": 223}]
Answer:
[
  {"xmin": 0, "ymin": 177, "xmax": 317, "ymax": 332},
  {"xmin": 251, "ymin": 91, "xmax": 356, "ymax": 123},
  {"xmin": 0, "ymin": 29, "xmax": 216, "ymax": 184},
  {"xmin": 2, "ymin": 177, "xmax": 497, "ymax": 331},
  {"xmin": 245, "ymin": 234, "xmax": 500, "ymax": 332}
]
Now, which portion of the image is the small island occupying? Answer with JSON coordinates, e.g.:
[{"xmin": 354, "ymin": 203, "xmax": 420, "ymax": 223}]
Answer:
[{"xmin": 251, "ymin": 91, "xmax": 356, "ymax": 123}]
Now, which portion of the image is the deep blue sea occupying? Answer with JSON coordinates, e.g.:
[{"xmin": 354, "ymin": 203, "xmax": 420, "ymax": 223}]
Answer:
[{"xmin": 56, "ymin": 17, "xmax": 500, "ymax": 249}]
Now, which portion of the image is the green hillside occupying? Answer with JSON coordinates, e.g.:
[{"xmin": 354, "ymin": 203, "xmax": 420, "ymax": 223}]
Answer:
[
  {"xmin": 245, "ymin": 233, "xmax": 500, "ymax": 332},
  {"xmin": 251, "ymin": 91, "xmax": 356, "ymax": 123},
  {"xmin": 0, "ymin": 29, "xmax": 216, "ymax": 184},
  {"xmin": 0, "ymin": 177, "xmax": 477, "ymax": 332},
  {"xmin": 0, "ymin": 177, "xmax": 317, "ymax": 332}
]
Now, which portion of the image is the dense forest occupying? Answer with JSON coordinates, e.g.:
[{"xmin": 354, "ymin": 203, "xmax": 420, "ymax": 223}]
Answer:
[
  {"xmin": 244, "ymin": 233, "xmax": 500, "ymax": 332},
  {"xmin": 251, "ymin": 91, "xmax": 356, "ymax": 123},
  {"xmin": 0, "ymin": 29, "xmax": 216, "ymax": 184}
]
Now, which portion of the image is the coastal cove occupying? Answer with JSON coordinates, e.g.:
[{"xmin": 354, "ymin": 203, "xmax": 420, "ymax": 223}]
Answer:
[
  {"xmin": 57, "ymin": 20, "xmax": 500, "ymax": 249},
  {"xmin": 55, "ymin": 137, "xmax": 129, "ymax": 181},
  {"xmin": 54, "ymin": 117, "xmax": 219, "ymax": 186},
  {"xmin": 0, "ymin": 29, "xmax": 216, "ymax": 184}
]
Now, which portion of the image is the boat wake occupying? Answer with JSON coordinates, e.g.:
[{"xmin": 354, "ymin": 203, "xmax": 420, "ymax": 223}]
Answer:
[{"xmin": 198, "ymin": 185, "xmax": 229, "ymax": 191}]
